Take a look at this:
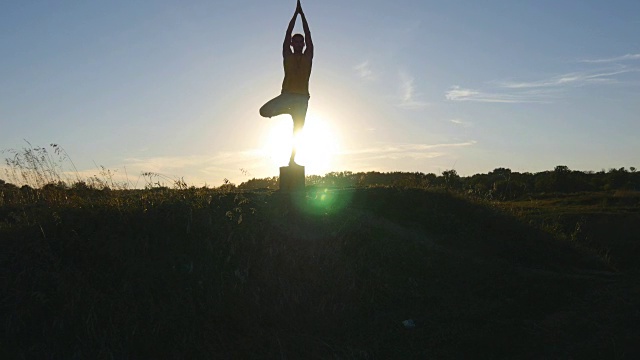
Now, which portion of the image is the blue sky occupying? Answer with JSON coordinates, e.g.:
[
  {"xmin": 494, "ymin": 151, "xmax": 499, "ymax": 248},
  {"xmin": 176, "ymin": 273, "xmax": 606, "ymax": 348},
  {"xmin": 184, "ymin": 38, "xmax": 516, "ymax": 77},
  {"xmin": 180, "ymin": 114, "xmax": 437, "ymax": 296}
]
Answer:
[{"xmin": 1, "ymin": 0, "xmax": 639, "ymax": 187}]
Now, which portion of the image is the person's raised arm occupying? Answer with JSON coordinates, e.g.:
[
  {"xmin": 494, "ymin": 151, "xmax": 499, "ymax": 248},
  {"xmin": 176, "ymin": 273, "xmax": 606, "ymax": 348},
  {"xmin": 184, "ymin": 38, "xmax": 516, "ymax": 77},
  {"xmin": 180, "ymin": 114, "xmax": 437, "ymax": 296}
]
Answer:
[
  {"xmin": 283, "ymin": 8, "xmax": 298, "ymax": 57},
  {"xmin": 298, "ymin": 1, "xmax": 313, "ymax": 58}
]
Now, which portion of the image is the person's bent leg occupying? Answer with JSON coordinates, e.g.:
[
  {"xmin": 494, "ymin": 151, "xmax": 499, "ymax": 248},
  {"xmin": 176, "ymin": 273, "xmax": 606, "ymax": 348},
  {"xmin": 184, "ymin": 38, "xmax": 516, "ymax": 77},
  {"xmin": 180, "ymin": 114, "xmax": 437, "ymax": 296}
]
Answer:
[{"xmin": 260, "ymin": 94, "xmax": 292, "ymax": 118}]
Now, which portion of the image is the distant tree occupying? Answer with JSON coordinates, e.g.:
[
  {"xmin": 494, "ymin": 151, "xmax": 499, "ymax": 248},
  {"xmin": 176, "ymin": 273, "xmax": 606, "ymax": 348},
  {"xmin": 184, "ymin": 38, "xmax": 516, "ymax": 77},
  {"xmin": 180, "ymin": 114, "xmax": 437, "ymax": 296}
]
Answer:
[
  {"xmin": 489, "ymin": 167, "xmax": 512, "ymax": 179},
  {"xmin": 630, "ymin": 169, "xmax": 640, "ymax": 190},
  {"xmin": 465, "ymin": 173, "xmax": 490, "ymax": 196},
  {"xmin": 390, "ymin": 172, "xmax": 429, "ymax": 188},
  {"xmin": 238, "ymin": 177, "xmax": 279, "ymax": 190},
  {"xmin": 569, "ymin": 170, "xmax": 597, "ymax": 192},
  {"xmin": 487, "ymin": 168, "xmax": 512, "ymax": 198},
  {"xmin": 605, "ymin": 167, "xmax": 631, "ymax": 190},
  {"xmin": 534, "ymin": 171, "xmax": 554, "ymax": 193},
  {"xmin": 306, "ymin": 175, "xmax": 323, "ymax": 186},
  {"xmin": 552, "ymin": 165, "xmax": 571, "ymax": 192},
  {"xmin": 424, "ymin": 173, "xmax": 437, "ymax": 187},
  {"xmin": 72, "ymin": 181, "xmax": 92, "ymax": 191},
  {"xmin": 442, "ymin": 169, "xmax": 461, "ymax": 189},
  {"xmin": 0, "ymin": 179, "xmax": 17, "ymax": 190}
]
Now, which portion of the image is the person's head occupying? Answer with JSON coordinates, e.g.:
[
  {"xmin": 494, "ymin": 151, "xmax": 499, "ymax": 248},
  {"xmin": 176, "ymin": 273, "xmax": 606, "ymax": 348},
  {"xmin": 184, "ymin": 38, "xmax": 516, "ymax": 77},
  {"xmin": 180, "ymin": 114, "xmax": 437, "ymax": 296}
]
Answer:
[{"xmin": 291, "ymin": 33, "xmax": 305, "ymax": 53}]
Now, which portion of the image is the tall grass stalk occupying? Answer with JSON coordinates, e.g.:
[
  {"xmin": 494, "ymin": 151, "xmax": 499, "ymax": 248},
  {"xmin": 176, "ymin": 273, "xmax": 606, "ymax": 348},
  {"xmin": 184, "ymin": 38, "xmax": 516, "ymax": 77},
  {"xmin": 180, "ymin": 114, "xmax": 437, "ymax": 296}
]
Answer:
[{"xmin": 1, "ymin": 142, "xmax": 190, "ymax": 191}]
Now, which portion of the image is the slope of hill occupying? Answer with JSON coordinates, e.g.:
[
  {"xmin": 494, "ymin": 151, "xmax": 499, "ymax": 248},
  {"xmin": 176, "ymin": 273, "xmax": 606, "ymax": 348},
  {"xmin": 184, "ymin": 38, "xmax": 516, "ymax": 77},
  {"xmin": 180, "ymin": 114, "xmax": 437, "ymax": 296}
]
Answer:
[{"xmin": 1, "ymin": 187, "xmax": 638, "ymax": 358}]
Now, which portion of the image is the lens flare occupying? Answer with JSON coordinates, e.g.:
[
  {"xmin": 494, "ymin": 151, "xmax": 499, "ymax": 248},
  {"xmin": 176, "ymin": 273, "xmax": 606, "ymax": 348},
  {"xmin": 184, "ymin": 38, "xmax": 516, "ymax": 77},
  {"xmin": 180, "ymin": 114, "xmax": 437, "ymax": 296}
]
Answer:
[
  {"xmin": 295, "ymin": 114, "xmax": 340, "ymax": 174},
  {"xmin": 263, "ymin": 113, "xmax": 340, "ymax": 175}
]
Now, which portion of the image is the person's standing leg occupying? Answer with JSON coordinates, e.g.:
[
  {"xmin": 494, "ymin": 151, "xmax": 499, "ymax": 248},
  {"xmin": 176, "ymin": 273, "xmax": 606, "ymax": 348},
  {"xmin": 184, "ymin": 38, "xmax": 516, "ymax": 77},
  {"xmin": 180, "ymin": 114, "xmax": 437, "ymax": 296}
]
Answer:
[{"xmin": 289, "ymin": 95, "xmax": 309, "ymax": 165}]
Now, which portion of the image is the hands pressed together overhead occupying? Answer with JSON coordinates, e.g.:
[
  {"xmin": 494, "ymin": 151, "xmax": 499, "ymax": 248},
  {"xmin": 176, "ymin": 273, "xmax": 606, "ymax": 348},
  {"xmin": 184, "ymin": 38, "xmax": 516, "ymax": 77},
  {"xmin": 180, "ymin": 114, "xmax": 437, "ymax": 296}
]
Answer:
[
  {"xmin": 296, "ymin": 0, "xmax": 304, "ymax": 15},
  {"xmin": 283, "ymin": 0, "xmax": 313, "ymax": 57}
]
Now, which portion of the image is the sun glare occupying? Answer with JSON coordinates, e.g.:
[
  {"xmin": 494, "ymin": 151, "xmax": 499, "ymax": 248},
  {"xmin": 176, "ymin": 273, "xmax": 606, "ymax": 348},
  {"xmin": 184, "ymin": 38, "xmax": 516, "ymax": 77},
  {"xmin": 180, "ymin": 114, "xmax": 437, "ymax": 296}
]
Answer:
[{"xmin": 262, "ymin": 112, "xmax": 340, "ymax": 175}]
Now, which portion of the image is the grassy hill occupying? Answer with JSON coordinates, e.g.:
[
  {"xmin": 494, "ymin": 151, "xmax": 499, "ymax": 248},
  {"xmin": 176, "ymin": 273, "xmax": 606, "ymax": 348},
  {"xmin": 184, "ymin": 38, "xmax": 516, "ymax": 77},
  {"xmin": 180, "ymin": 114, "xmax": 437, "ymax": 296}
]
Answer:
[{"xmin": 1, "ymin": 186, "xmax": 639, "ymax": 358}]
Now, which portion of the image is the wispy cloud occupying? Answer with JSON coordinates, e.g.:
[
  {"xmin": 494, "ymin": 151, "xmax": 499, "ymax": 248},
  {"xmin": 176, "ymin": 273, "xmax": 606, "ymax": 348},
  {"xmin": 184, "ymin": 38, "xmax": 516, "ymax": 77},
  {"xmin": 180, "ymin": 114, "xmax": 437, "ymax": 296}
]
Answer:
[
  {"xmin": 398, "ymin": 72, "xmax": 429, "ymax": 109},
  {"xmin": 355, "ymin": 60, "xmax": 375, "ymax": 80},
  {"xmin": 446, "ymin": 86, "xmax": 550, "ymax": 103},
  {"xmin": 500, "ymin": 68, "xmax": 631, "ymax": 89},
  {"xmin": 580, "ymin": 53, "xmax": 640, "ymax": 63},
  {"xmin": 449, "ymin": 119, "xmax": 473, "ymax": 127},
  {"xmin": 341, "ymin": 141, "xmax": 476, "ymax": 160},
  {"xmin": 447, "ymin": 62, "xmax": 638, "ymax": 103}
]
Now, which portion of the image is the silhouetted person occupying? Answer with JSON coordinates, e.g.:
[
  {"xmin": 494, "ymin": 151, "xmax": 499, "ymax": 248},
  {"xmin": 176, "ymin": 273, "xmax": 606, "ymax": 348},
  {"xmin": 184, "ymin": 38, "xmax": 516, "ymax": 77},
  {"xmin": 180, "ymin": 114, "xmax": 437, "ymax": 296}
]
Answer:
[{"xmin": 260, "ymin": 0, "xmax": 313, "ymax": 166}]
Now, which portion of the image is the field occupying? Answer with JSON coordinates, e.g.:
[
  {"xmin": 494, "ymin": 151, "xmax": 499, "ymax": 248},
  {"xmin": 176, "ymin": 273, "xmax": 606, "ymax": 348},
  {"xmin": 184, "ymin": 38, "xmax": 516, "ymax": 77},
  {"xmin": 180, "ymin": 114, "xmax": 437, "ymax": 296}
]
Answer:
[{"xmin": 1, "ymin": 185, "xmax": 639, "ymax": 358}]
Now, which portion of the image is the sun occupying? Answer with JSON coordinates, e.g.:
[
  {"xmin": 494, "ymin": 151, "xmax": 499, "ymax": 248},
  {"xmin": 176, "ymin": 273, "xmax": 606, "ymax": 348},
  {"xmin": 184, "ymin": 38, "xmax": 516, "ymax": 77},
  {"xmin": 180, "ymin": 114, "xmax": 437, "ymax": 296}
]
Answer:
[{"xmin": 262, "ymin": 112, "xmax": 340, "ymax": 174}]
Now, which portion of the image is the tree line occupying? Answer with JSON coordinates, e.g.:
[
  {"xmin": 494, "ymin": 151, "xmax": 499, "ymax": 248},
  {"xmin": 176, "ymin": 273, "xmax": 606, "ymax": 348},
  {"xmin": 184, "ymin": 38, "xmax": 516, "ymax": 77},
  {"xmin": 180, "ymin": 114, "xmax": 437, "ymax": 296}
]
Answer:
[
  {"xmin": 237, "ymin": 166, "xmax": 640, "ymax": 199},
  {"xmin": 2, "ymin": 165, "xmax": 638, "ymax": 200}
]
